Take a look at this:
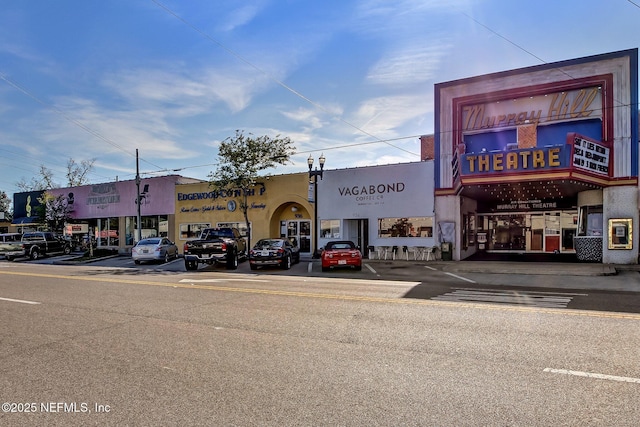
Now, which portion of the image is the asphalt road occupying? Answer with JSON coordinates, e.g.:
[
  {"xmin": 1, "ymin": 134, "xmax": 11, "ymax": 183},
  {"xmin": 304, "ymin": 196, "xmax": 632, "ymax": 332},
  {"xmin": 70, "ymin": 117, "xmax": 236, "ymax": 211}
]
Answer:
[
  {"xmin": 13, "ymin": 253, "xmax": 640, "ymax": 314},
  {"xmin": 0, "ymin": 260, "xmax": 639, "ymax": 426}
]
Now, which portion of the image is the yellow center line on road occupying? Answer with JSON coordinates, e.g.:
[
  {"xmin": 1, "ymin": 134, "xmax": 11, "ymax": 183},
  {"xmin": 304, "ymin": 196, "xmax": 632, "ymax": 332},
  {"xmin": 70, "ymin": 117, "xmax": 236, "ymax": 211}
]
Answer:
[{"xmin": 2, "ymin": 269, "xmax": 640, "ymax": 321}]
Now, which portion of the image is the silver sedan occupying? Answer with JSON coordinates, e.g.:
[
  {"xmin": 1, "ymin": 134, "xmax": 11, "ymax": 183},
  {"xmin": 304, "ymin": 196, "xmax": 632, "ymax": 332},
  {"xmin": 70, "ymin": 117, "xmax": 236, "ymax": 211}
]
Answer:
[{"xmin": 132, "ymin": 237, "xmax": 179, "ymax": 264}]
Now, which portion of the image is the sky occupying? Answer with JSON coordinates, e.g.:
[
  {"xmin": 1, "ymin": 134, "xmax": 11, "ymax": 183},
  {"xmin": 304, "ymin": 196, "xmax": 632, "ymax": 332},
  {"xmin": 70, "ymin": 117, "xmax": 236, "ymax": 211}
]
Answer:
[{"xmin": 1, "ymin": 0, "xmax": 639, "ymax": 199}]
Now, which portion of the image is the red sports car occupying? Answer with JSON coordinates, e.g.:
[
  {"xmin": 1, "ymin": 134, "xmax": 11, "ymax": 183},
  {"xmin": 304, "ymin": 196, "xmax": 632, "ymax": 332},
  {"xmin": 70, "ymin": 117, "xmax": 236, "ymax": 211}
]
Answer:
[{"xmin": 321, "ymin": 240, "xmax": 362, "ymax": 272}]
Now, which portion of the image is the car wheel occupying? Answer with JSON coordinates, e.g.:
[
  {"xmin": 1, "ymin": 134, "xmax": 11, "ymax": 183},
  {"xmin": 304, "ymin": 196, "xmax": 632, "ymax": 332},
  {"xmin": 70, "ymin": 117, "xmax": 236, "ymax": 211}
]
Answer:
[
  {"xmin": 226, "ymin": 250, "xmax": 238, "ymax": 270},
  {"xmin": 281, "ymin": 255, "xmax": 291, "ymax": 270},
  {"xmin": 30, "ymin": 250, "xmax": 40, "ymax": 260},
  {"xmin": 322, "ymin": 266, "xmax": 329, "ymax": 272},
  {"xmin": 355, "ymin": 264, "xmax": 362, "ymax": 271},
  {"xmin": 164, "ymin": 252, "xmax": 170, "ymax": 263},
  {"xmin": 185, "ymin": 260, "xmax": 198, "ymax": 271},
  {"xmin": 250, "ymin": 264, "xmax": 258, "ymax": 270},
  {"xmin": 64, "ymin": 246, "xmax": 71, "ymax": 255},
  {"xmin": 6, "ymin": 256, "xmax": 13, "ymax": 262},
  {"xmin": 134, "ymin": 260, "xmax": 140, "ymax": 265}
]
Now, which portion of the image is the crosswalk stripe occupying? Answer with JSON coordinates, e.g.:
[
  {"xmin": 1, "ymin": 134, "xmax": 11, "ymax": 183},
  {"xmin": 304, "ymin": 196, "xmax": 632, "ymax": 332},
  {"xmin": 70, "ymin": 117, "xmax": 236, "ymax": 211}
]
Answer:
[{"xmin": 432, "ymin": 288, "xmax": 579, "ymax": 308}]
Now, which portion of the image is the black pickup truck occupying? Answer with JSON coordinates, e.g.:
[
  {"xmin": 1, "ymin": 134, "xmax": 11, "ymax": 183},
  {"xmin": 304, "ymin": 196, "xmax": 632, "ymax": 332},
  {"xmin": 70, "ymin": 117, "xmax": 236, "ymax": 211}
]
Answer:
[
  {"xmin": 6, "ymin": 231, "xmax": 72, "ymax": 261},
  {"xmin": 183, "ymin": 227, "xmax": 247, "ymax": 271}
]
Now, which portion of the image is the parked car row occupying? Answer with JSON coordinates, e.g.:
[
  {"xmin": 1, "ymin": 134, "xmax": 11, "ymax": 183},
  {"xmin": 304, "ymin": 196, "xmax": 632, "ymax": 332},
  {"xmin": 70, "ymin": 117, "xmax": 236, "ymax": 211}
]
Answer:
[
  {"xmin": 3, "ymin": 230, "xmax": 364, "ymax": 273},
  {"xmin": 131, "ymin": 237, "xmax": 179, "ymax": 264},
  {"xmin": 129, "ymin": 235, "xmax": 365, "ymax": 272},
  {"xmin": 0, "ymin": 231, "xmax": 72, "ymax": 261},
  {"xmin": 249, "ymin": 238, "xmax": 301, "ymax": 270}
]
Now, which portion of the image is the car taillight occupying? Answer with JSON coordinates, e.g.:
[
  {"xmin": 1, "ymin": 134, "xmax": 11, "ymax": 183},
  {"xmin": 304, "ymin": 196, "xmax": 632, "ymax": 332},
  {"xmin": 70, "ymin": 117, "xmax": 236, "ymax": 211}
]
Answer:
[
  {"xmin": 221, "ymin": 242, "xmax": 227, "ymax": 251},
  {"xmin": 277, "ymin": 249, "xmax": 284, "ymax": 255},
  {"xmin": 183, "ymin": 244, "xmax": 189, "ymax": 253}
]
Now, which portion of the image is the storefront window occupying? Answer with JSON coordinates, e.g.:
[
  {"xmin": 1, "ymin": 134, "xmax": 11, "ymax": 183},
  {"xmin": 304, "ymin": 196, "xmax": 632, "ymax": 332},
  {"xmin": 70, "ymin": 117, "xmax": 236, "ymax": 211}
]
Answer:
[
  {"xmin": 463, "ymin": 214, "xmax": 476, "ymax": 249},
  {"xmin": 321, "ymin": 219, "xmax": 340, "ymax": 239},
  {"xmin": 180, "ymin": 223, "xmax": 211, "ymax": 240},
  {"xmin": 126, "ymin": 215, "xmax": 169, "ymax": 243},
  {"xmin": 378, "ymin": 217, "xmax": 433, "ymax": 238},
  {"xmin": 217, "ymin": 222, "xmax": 249, "ymax": 237},
  {"xmin": 91, "ymin": 217, "xmax": 119, "ymax": 247},
  {"xmin": 578, "ymin": 205, "xmax": 603, "ymax": 236}
]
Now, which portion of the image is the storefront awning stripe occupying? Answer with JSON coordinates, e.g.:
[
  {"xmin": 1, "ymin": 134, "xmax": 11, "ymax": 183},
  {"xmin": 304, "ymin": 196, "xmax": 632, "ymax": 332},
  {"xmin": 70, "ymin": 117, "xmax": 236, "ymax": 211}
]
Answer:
[{"xmin": 11, "ymin": 217, "xmax": 39, "ymax": 225}]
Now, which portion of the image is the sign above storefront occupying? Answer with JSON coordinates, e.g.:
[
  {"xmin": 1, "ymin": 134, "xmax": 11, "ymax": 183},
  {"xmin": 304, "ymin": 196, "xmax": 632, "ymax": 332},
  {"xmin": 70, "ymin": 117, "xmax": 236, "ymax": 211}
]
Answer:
[
  {"xmin": 570, "ymin": 133, "xmax": 610, "ymax": 176},
  {"xmin": 479, "ymin": 197, "xmax": 576, "ymax": 213},
  {"xmin": 461, "ymin": 146, "xmax": 567, "ymax": 175},
  {"xmin": 461, "ymin": 87, "xmax": 602, "ymax": 132},
  {"xmin": 459, "ymin": 133, "xmax": 612, "ymax": 180}
]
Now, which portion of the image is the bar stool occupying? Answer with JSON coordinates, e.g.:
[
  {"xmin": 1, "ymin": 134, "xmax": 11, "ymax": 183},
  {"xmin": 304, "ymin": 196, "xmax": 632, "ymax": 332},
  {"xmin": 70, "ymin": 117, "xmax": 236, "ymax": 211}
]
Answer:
[
  {"xmin": 367, "ymin": 245, "xmax": 376, "ymax": 259},
  {"xmin": 425, "ymin": 246, "xmax": 437, "ymax": 261},
  {"xmin": 391, "ymin": 246, "xmax": 398, "ymax": 260},
  {"xmin": 406, "ymin": 246, "xmax": 419, "ymax": 260},
  {"xmin": 380, "ymin": 246, "xmax": 391, "ymax": 260}
]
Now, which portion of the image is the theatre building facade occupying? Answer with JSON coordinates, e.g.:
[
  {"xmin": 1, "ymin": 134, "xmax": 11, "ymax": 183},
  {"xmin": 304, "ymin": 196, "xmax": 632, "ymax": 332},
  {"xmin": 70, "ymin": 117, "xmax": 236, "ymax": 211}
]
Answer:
[{"xmin": 433, "ymin": 49, "xmax": 639, "ymax": 263}]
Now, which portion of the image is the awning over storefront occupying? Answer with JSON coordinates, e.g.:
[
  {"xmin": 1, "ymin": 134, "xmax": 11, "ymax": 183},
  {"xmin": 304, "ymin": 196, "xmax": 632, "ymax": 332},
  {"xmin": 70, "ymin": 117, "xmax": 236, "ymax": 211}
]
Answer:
[
  {"xmin": 11, "ymin": 217, "xmax": 39, "ymax": 225},
  {"xmin": 457, "ymin": 178, "xmax": 602, "ymax": 203},
  {"xmin": 447, "ymin": 132, "xmax": 638, "ymax": 203}
]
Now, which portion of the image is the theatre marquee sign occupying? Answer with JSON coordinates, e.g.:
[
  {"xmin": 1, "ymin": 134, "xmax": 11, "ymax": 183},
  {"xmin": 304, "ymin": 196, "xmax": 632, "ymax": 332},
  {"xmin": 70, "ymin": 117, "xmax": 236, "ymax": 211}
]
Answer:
[
  {"xmin": 459, "ymin": 133, "xmax": 611, "ymax": 178},
  {"xmin": 571, "ymin": 134, "xmax": 609, "ymax": 176},
  {"xmin": 461, "ymin": 87, "xmax": 602, "ymax": 131}
]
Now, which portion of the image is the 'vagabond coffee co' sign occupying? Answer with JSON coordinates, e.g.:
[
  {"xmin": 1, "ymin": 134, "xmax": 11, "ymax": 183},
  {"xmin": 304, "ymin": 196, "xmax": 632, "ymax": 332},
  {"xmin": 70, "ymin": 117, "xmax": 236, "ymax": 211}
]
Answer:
[{"xmin": 338, "ymin": 182, "xmax": 405, "ymax": 202}]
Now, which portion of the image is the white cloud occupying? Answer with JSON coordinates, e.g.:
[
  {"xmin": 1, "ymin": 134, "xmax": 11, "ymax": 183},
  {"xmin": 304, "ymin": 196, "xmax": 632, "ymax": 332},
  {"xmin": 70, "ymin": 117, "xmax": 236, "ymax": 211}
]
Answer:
[
  {"xmin": 351, "ymin": 94, "xmax": 431, "ymax": 137},
  {"xmin": 102, "ymin": 66, "xmax": 273, "ymax": 114},
  {"xmin": 216, "ymin": 3, "xmax": 266, "ymax": 32},
  {"xmin": 367, "ymin": 44, "xmax": 452, "ymax": 85},
  {"xmin": 281, "ymin": 103, "xmax": 344, "ymax": 132}
]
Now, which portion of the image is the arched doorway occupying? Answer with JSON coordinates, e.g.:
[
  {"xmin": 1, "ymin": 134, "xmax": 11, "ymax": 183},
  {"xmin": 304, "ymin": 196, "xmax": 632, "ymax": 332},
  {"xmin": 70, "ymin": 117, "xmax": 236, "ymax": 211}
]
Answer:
[{"xmin": 272, "ymin": 202, "xmax": 312, "ymax": 257}]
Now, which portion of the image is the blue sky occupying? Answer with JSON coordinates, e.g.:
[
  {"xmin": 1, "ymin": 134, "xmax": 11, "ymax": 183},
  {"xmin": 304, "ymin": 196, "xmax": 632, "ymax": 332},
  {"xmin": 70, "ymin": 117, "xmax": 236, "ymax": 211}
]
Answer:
[{"xmin": 1, "ymin": 0, "xmax": 639, "ymax": 197}]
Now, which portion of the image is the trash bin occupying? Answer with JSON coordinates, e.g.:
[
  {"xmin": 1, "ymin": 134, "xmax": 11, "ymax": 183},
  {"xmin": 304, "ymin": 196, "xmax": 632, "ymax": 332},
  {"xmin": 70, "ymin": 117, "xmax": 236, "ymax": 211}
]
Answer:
[{"xmin": 440, "ymin": 242, "xmax": 452, "ymax": 261}]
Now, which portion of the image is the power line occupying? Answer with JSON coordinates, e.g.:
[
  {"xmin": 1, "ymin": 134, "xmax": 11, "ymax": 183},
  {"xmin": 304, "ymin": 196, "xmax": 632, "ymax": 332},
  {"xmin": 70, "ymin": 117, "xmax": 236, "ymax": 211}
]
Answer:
[
  {"xmin": 0, "ymin": 71, "xmax": 166, "ymax": 183},
  {"xmin": 627, "ymin": 0, "xmax": 640, "ymax": 9},
  {"xmin": 150, "ymin": 0, "xmax": 420, "ymax": 158}
]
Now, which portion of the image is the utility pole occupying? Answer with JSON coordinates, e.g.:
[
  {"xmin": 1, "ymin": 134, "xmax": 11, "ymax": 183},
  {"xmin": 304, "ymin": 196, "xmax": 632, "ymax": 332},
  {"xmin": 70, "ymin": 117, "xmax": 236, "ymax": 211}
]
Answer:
[{"xmin": 135, "ymin": 149, "xmax": 142, "ymax": 243}]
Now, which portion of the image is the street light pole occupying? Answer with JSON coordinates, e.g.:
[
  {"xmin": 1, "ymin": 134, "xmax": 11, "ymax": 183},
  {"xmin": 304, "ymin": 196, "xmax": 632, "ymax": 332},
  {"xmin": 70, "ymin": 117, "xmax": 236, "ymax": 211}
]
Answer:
[
  {"xmin": 135, "ymin": 149, "xmax": 142, "ymax": 243},
  {"xmin": 308, "ymin": 154, "xmax": 325, "ymax": 258}
]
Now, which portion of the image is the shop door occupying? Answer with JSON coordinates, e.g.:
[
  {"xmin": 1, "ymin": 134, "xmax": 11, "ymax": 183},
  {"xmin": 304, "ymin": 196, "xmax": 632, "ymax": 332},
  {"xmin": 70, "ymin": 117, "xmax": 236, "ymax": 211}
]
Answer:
[
  {"xmin": 544, "ymin": 213, "xmax": 561, "ymax": 253},
  {"xmin": 530, "ymin": 214, "xmax": 544, "ymax": 251},
  {"xmin": 345, "ymin": 219, "xmax": 369, "ymax": 252},
  {"xmin": 288, "ymin": 220, "xmax": 312, "ymax": 255},
  {"xmin": 492, "ymin": 215, "xmax": 526, "ymax": 251}
]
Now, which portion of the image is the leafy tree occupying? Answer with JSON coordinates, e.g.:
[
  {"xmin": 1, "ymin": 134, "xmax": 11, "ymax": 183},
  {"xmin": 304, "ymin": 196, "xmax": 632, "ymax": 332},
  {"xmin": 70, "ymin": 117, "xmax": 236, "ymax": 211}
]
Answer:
[
  {"xmin": 16, "ymin": 165, "xmax": 56, "ymax": 191},
  {"xmin": 66, "ymin": 158, "xmax": 95, "ymax": 187},
  {"xmin": 16, "ymin": 158, "xmax": 95, "ymax": 191},
  {"xmin": 0, "ymin": 191, "xmax": 11, "ymax": 221},
  {"xmin": 37, "ymin": 192, "xmax": 71, "ymax": 233},
  {"xmin": 208, "ymin": 130, "xmax": 295, "ymax": 250}
]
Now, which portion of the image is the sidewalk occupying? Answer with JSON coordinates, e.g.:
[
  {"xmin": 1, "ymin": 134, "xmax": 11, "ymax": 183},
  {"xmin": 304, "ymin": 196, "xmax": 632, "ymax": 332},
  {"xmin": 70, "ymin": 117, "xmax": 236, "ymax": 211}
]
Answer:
[{"xmin": 364, "ymin": 257, "xmax": 619, "ymax": 276}]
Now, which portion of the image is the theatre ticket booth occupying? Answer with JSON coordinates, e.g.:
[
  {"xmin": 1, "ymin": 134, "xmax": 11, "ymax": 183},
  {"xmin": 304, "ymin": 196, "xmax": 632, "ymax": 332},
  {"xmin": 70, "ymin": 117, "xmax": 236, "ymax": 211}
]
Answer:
[{"xmin": 434, "ymin": 49, "xmax": 638, "ymax": 264}]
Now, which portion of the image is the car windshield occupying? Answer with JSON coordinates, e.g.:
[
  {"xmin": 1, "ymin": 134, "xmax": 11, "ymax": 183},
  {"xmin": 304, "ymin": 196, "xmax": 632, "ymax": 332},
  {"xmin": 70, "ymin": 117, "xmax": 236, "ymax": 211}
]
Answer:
[
  {"xmin": 327, "ymin": 242, "xmax": 355, "ymax": 250},
  {"xmin": 138, "ymin": 238, "xmax": 160, "ymax": 246},
  {"xmin": 254, "ymin": 239, "xmax": 282, "ymax": 248}
]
